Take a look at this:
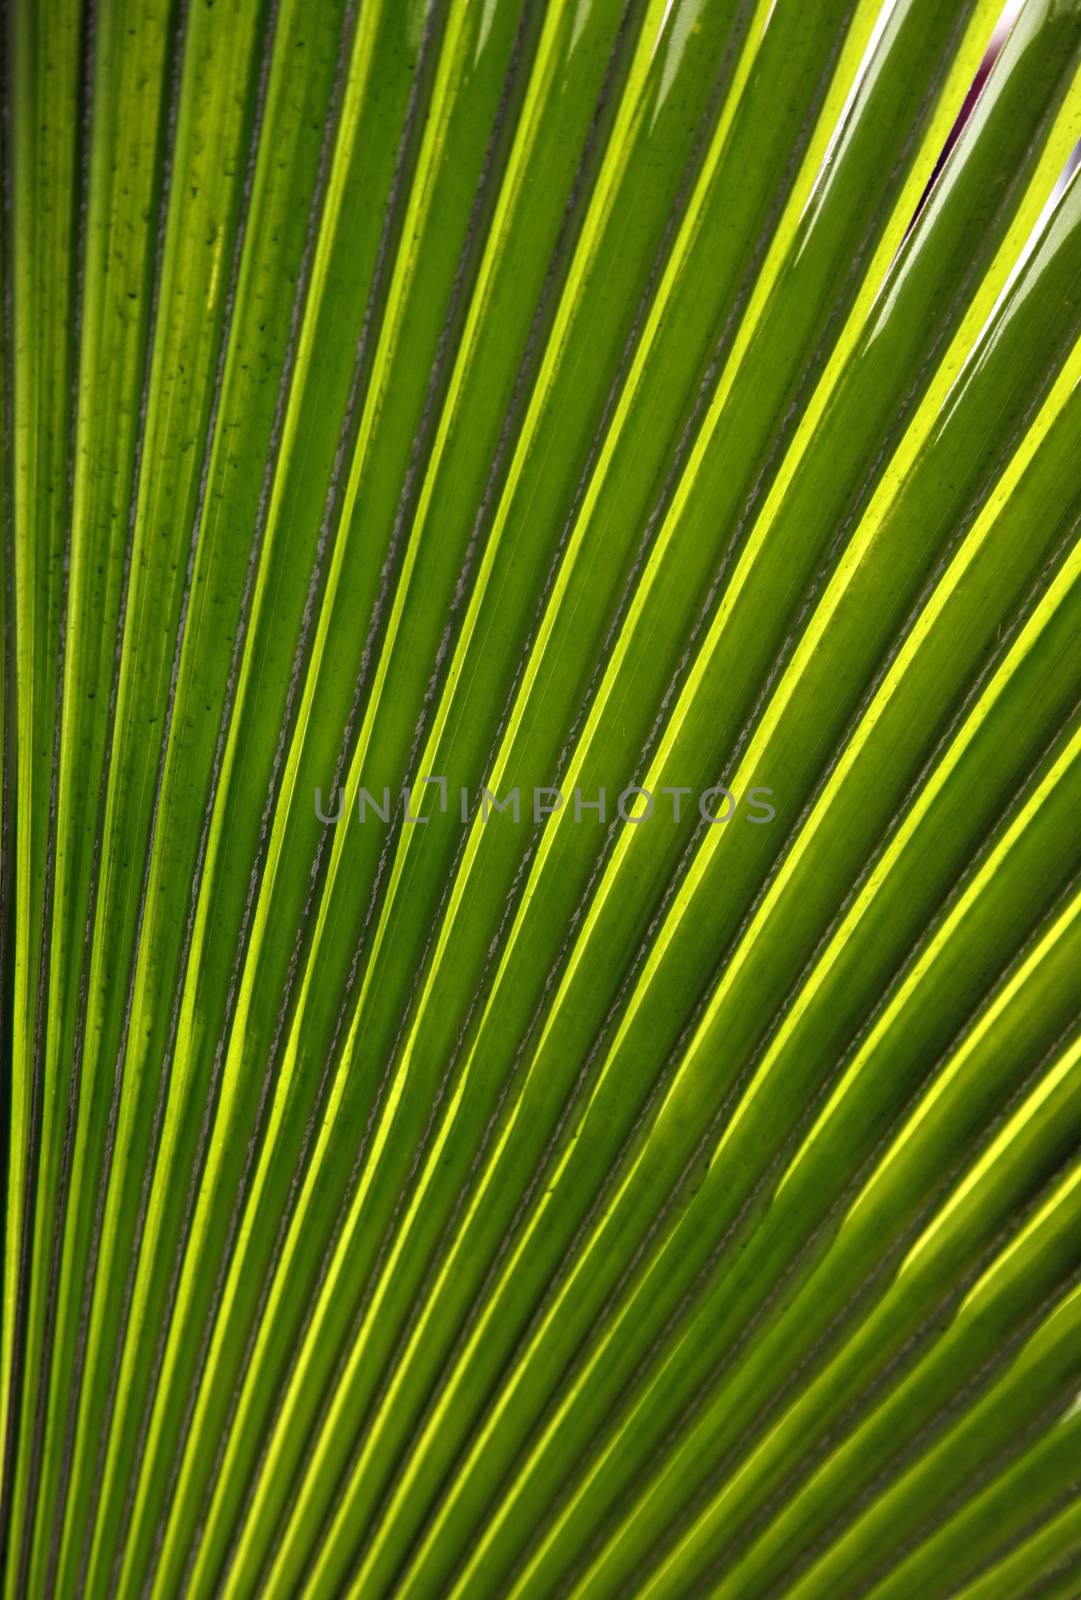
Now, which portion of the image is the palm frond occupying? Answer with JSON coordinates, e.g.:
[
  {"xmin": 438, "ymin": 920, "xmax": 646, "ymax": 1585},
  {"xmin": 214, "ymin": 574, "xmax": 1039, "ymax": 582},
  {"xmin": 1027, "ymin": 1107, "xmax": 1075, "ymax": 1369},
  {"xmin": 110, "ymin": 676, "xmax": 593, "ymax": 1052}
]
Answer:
[{"xmin": 3, "ymin": 1, "xmax": 1081, "ymax": 1596}]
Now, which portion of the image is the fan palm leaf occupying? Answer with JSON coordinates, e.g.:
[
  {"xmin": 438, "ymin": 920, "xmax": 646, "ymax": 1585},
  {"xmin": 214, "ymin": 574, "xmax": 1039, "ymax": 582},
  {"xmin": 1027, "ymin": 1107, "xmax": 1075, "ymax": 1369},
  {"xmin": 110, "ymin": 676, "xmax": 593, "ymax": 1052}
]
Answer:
[{"xmin": 2, "ymin": 0, "xmax": 1081, "ymax": 1596}]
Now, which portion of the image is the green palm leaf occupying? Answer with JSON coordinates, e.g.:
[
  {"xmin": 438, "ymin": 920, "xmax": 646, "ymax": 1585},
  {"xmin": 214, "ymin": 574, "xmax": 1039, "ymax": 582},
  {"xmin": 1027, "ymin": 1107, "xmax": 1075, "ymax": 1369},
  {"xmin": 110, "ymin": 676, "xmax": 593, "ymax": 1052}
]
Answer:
[{"xmin": 3, "ymin": 0, "xmax": 1081, "ymax": 1595}]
